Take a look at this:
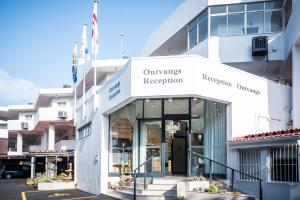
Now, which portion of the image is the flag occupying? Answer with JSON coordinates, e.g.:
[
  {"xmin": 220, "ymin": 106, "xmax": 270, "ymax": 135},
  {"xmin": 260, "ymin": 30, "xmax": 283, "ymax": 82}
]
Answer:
[
  {"xmin": 78, "ymin": 24, "xmax": 90, "ymax": 65},
  {"xmin": 72, "ymin": 43, "xmax": 78, "ymax": 83},
  {"xmin": 92, "ymin": 1, "xmax": 99, "ymax": 55}
]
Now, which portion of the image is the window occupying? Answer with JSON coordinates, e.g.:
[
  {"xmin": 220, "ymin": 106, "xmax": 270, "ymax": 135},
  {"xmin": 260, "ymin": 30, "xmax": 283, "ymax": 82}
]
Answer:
[
  {"xmin": 109, "ymin": 103, "xmax": 136, "ymax": 174},
  {"xmin": 265, "ymin": 10, "xmax": 282, "ymax": 33},
  {"xmin": 78, "ymin": 123, "xmax": 92, "ymax": 139},
  {"xmin": 246, "ymin": 12, "xmax": 264, "ymax": 34},
  {"xmin": 209, "ymin": 1, "xmax": 283, "ymax": 36},
  {"xmin": 270, "ymin": 144, "xmax": 298, "ymax": 182},
  {"xmin": 284, "ymin": 0, "xmax": 292, "ymax": 28},
  {"xmin": 25, "ymin": 115, "xmax": 32, "ymax": 120},
  {"xmin": 210, "ymin": 15, "xmax": 227, "ymax": 36},
  {"xmin": 188, "ymin": 18, "xmax": 198, "ymax": 49},
  {"xmin": 144, "ymin": 99, "xmax": 161, "ymax": 118},
  {"xmin": 239, "ymin": 149, "xmax": 261, "ymax": 181},
  {"xmin": 188, "ymin": 9, "xmax": 208, "ymax": 50},
  {"xmin": 198, "ymin": 10, "xmax": 208, "ymax": 43},
  {"xmin": 58, "ymin": 102, "xmax": 67, "ymax": 107}
]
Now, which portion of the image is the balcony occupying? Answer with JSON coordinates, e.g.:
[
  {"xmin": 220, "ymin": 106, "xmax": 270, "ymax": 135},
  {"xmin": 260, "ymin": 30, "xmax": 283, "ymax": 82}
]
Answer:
[
  {"xmin": 29, "ymin": 145, "xmax": 47, "ymax": 152},
  {"xmin": 7, "ymin": 120, "xmax": 34, "ymax": 131},
  {"xmin": 7, "ymin": 147, "xmax": 20, "ymax": 156},
  {"xmin": 55, "ymin": 140, "xmax": 75, "ymax": 151},
  {"xmin": 34, "ymin": 107, "xmax": 73, "ymax": 128}
]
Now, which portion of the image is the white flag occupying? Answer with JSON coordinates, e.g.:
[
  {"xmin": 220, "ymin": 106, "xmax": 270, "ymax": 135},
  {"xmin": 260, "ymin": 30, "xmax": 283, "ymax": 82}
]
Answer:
[
  {"xmin": 92, "ymin": 1, "xmax": 99, "ymax": 55},
  {"xmin": 78, "ymin": 24, "xmax": 90, "ymax": 65}
]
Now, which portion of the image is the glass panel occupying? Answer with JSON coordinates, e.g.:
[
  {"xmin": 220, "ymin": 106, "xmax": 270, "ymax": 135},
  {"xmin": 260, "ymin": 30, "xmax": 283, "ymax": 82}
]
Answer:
[
  {"xmin": 140, "ymin": 121, "xmax": 161, "ymax": 173},
  {"xmin": 164, "ymin": 99, "xmax": 189, "ymax": 114},
  {"xmin": 247, "ymin": 2, "xmax": 264, "ymax": 11},
  {"xmin": 136, "ymin": 100, "xmax": 143, "ymax": 119},
  {"xmin": 191, "ymin": 98, "xmax": 204, "ymax": 119},
  {"xmin": 246, "ymin": 12, "xmax": 264, "ymax": 34},
  {"xmin": 285, "ymin": 0, "xmax": 292, "ymax": 27},
  {"xmin": 228, "ymin": 13, "xmax": 245, "ymax": 35},
  {"xmin": 210, "ymin": 15, "xmax": 227, "ymax": 36},
  {"xmin": 109, "ymin": 103, "xmax": 136, "ymax": 174},
  {"xmin": 228, "ymin": 4, "xmax": 245, "ymax": 13},
  {"xmin": 211, "ymin": 5, "xmax": 227, "ymax": 14},
  {"xmin": 198, "ymin": 16, "xmax": 208, "ymax": 43},
  {"xmin": 144, "ymin": 99, "xmax": 161, "ymax": 118},
  {"xmin": 189, "ymin": 26, "xmax": 197, "ymax": 49},
  {"xmin": 204, "ymin": 101, "xmax": 227, "ymax": 175},
  {"xmin": 165, "ymin": 120, "xmax": 188, "ymax": 175},
  {"xmin": 265, "ymin": 1, "xmax": 283, "ymax": 9},
  {"xmin": 265, "ymin": 10, "xmax": 282, "ymax": 33}
]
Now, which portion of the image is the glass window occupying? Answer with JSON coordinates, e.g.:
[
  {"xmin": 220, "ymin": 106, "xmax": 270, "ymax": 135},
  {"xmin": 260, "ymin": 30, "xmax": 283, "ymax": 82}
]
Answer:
[
  {"xmin": 140, "ymin": 121, "xmax": 161, "ymax": 173},
  {"xmin": 188, "ymin": 26, "xmax": 197, "ymax": 49},
  {"xmin": 164, "ymin": 99, "xmax": 189, "ymax": 114},
  {"xmin": 109, "ymin": 103, "xmax": 136, "ymax": 174},
  {"xmin": 265, "ymin": 1, "xmax": 283, "ymax": 9},
  {"xmin": 228, "ymin": 13, "xmax": 245, "ymax": 35},
  {"xmin": 265, "ymin": 10, "xmax": 282, "ymax": 33},
  {"xmin": 228, "ymin": 4, "xmax": 245, "ymax": 13},
  {"xmin": 188, "ymin": 18, "xmax": 197, "ymax": 49},
  {"xmin": 246, "ymin": 12, "xmax": 264, "ymax": 34},
  {"xmin": 284, "ymin": 0, "xmax": 292, "ymax": 28},
  {"xmin": 247, "ymin": 2, "xmax": 264, "ymax": 11},
  {"xmin": 144, "ymin": 99, "xmax": 161, "ymax": 118},
  {"xmin": 198, "ymin": 15, "xmax": 208, "ymax": 43},
  {"xmin": 239, "ymin": 149, "xmax": 261, "ymax": 181},
  {"xmin": 211, "ymin": 5, "xmax": 227, "ymax": 14},
  {"xmin": 210, "ymin": 15, "xmax": 227, "ymax": 36}
]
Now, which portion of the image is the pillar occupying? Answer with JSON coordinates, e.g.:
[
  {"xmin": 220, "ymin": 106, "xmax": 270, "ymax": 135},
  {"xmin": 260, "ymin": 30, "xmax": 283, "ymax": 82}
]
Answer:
[
  {"xmin": 292, "ymin": 45, "xmax": 300, "ymax": 128},
  {"xmin": 17, "ymin": 132, "xmax": 23, "ymax": 155},
  {"xmin": 48, "ymin": 125, "xmax": 55, "ymax": 151},
  {"xmin": 42, "ymin": 131, "xmax": 48, "ymax": 150},
  {"xmin": 30, "ymin": 157, "xmax": 35, "ymax": 179}
]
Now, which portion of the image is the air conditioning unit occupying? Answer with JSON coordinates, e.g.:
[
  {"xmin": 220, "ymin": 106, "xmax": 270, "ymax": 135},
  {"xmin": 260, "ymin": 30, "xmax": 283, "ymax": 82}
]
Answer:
[
  {"xmin": 21, "ymin": 122, "xmax": 28, "ymax": 130},
  {"xmin": 58, "ymin": 111, "xmax": 67, "ymax": 119},
  {"xmin": 252, "ymin": 36, "xmax": 268, "ymax": 56}
]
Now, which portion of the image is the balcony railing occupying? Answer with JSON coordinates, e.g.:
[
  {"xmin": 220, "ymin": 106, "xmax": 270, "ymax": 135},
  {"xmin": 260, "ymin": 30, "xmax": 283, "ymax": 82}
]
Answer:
[{"xmin": 55, "ymin": 140, "xmax": 75, "ymax": 151}]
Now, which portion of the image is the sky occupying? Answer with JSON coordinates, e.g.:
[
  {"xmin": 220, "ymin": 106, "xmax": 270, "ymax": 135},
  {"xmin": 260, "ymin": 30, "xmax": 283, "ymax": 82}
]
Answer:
[{"xmin": 0, "ymin": 0, "xmax": 183, "ymax": 106}]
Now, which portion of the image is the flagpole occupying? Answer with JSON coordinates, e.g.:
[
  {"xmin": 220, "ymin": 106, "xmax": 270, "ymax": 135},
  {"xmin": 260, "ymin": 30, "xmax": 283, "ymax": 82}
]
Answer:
[
  {"xmin": 83, "ymin": 58, "xmax": 86, "ymax": 120},
  {"xmin": 93, "ymin": 0, "xmax": 98, "ymax": 111},
  {"xmin": 74, "ymin": 82, "xmax": 77, "ymax": 126}
]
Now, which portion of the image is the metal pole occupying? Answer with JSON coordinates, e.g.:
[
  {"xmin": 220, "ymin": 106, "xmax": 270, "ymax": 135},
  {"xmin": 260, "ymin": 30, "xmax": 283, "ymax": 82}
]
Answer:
[
  {"xmin": 134, "ymin": 170, "xmax": 137, "ymax": 200},
  {"xmin": 209, "ymin": 160, "xmax": 212, "ymax": 183},
  {"xmin": 231, "ymin": 169, "xmax": 234, "ymax": 191},
  {"xmin": 259, "ymin": 180, "xmax": 262, "ymax": 200},
  {"xmin": 144, "ymin": 164, "xmax": 146, "ymax": 189}
]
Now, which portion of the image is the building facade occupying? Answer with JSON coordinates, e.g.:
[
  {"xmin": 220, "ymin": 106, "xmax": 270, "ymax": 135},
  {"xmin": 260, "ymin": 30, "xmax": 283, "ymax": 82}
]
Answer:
[
  {"xmin": 0, "ymin": 87, "xmax": 75, "ymax": 179},
  {"xmin": 74, "ymin": 0, "xmax": 300, "ymax": 199}
]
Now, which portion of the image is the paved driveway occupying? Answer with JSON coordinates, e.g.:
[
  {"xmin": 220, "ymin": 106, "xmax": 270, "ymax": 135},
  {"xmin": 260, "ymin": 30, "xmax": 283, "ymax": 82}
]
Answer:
[{"xmin": 0, "ymin": 178, "xmax": 118, "ymax": 200}]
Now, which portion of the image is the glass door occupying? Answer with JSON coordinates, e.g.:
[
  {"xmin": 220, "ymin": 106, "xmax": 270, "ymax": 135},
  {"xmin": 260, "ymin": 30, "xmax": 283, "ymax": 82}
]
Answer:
[
  {"xmin": 165, "ymin": 119, "xmax": 189, "ymax": 175},
  {"xmin": 139, "ymin": 120, "xmax": 162, "ymax": 174}
]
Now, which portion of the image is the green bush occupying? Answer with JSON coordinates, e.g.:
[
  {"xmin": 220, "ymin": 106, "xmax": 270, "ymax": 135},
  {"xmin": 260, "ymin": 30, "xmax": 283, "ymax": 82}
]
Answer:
[
  {"xmin": 204, "ymin": 185, "xmax": 220, "ymax": 193},
  {"xmin": 34, "ymin": 173, "xmax": 50, "ymax": 183}
]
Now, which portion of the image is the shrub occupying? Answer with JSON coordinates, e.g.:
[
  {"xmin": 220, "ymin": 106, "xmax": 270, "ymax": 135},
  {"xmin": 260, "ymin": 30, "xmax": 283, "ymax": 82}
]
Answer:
[
  {"xmin": 204, "ymin": 185, "xmax": 220, "ymax": 193},
  {"xmin": 34, "ymin": 173, "xmax": 50, "ymax": 183}
]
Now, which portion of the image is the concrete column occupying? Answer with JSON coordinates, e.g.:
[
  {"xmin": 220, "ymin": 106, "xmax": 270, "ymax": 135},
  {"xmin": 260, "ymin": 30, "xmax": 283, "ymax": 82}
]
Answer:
[
  {"xmin": 48, "ymin": 125, "xmax": 55, "ymax": 151},
  {"xmin": 17, "ymin": 132, "xmax": 23, "ymax": 155},
  {"xmin": 292, "ymin": 45, "xmax": 300, "ymax": 128},
  {"xmin": 30, "ymin": 156, "xmax": 35, "ymax": 178},
  {"xmin": 43, "ymin": 131, "xmax": 48, "ymax": 150}
]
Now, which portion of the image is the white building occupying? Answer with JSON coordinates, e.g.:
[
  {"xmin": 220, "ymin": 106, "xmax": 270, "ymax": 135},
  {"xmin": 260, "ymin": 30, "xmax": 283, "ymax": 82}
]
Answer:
[
  {"xmin": 74, "ymin": 0, "xmax": 300, "ymax": 199},
  {"xmin": 0, "ymin": 87, "xmax": 75, "ymax": 178}
]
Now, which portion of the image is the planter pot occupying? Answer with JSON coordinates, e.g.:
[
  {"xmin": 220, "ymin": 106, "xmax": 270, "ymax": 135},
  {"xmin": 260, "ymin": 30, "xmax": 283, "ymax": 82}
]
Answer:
[
  {"xmin": 37, "ymin": 181, "xmax": 75, "ymax": 191},
  {"xmin": 177, "ymin": 181, "xmax": 210, "ymax": 197},
  {"xmin": 187, "ymin": 192, "xmax": 253, "ymax": 200}
]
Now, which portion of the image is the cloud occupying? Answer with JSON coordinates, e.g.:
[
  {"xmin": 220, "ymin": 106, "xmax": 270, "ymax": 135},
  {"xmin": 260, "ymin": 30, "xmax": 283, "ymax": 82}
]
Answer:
[{"xmin": 0, "ymin": 68, "xmax": 39, "ymax": 106}]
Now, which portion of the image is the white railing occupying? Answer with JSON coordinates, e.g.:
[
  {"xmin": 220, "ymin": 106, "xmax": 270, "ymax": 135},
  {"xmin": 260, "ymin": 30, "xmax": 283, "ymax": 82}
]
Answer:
[
  {"xmin": 55, "ymin": 140, "xmax": 75, "ymax": 151},
  {"xmin": 29, "ymin": 145, "xmax": 47, "ymax": 152}
]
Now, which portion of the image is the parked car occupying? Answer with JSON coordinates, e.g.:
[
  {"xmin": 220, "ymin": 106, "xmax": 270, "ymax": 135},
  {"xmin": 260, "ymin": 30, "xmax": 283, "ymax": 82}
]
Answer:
[{"xmin": 0, "ymin": 165, "xmax": 30, "ymax": 179}]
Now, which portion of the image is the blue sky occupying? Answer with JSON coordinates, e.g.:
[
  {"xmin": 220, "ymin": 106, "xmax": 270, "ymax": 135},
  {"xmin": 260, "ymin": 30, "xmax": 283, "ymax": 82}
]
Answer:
[{"xmin": 0, "ymin": 0, "xmax": 182, "ymax": 106}]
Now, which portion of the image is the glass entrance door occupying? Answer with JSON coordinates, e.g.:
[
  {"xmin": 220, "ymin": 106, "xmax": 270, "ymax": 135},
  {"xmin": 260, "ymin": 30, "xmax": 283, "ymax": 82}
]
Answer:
[{"xmin": 165, "ymin": 120, "xmax": 189, "ymax": 175}]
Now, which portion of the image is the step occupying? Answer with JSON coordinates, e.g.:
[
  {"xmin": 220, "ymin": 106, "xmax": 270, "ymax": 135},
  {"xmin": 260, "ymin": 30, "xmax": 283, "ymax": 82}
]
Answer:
[
  {"xmin": 141, "ymin": 189, "xmax": 176, "ymax": 196},
  {"xmin": 120, "ymin": 185, "xmax": 176, "ymax": 195},
  {"xmin": 147, "ymin": 184, "xmax": 176, "ymax": 190},
  {"xmin": 152, "ymin": 179, "xmax": 182, "ymax": 185},
  {"xmin": 109, "ymin": 189, "xmax": 176, "ymax": 200}
]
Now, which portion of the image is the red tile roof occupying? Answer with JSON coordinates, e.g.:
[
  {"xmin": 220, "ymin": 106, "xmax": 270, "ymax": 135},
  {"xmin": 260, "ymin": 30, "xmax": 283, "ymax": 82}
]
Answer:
[{"xmin": 232, "ymin": 128, "xmax": 300, "ymax": 142}]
